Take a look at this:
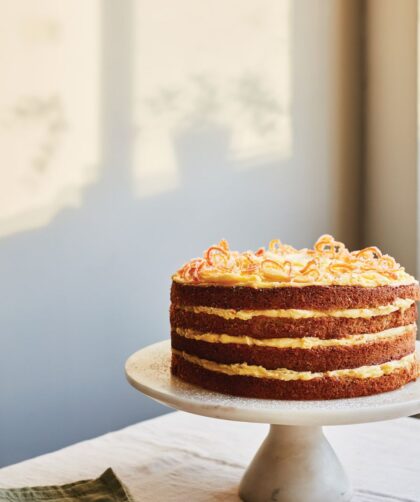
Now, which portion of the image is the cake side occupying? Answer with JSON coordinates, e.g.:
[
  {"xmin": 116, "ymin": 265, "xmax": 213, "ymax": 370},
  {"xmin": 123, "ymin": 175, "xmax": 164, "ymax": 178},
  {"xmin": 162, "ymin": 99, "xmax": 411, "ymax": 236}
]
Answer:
[
  {"xmin": 170, "ymin": 302, "xmax": 417, "ymax": 339},
  {"xmin": 171, "ymin": 282, "xmax": 420, "ymax": 309},
  {"xmin": 172, "ymin": 351, "xmax": 418, "ymax": 400},
  {"xmin": 171, "ymin": 325, "xmax": 416, "ymax": 372}
]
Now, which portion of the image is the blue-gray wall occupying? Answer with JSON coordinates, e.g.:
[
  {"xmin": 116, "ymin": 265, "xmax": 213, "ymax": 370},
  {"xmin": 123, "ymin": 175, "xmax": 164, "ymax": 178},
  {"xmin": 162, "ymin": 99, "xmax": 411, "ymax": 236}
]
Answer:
[{"xmin": 0, "ymin": 0, "xmax": 361, "ymax": 466}]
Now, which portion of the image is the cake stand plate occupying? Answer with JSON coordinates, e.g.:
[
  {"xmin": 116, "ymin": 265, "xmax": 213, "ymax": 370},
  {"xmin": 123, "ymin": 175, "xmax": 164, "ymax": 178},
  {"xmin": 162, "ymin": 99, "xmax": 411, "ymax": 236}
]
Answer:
[{"xmin": 125, "ymin": 341, "xmax": 420, "ymax": 502}]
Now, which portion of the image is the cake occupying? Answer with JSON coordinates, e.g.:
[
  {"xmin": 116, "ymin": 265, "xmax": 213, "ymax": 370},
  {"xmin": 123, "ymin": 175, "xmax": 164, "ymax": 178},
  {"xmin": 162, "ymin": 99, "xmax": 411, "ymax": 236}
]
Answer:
[{"xmin": 170, "ymin": 235, "xmax": 420, "ymax": 399}]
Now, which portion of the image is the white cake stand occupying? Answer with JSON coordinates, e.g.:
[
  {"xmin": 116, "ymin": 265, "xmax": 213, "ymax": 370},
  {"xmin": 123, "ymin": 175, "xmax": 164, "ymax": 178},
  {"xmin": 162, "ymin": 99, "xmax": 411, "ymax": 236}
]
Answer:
[{"xmin": 125, "ymin": 340, "xmax": 420, "ymax": 502}]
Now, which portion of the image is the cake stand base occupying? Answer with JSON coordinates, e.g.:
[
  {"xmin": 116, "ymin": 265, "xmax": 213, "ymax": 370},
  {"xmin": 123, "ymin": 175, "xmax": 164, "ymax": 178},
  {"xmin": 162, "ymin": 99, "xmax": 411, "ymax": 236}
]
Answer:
[
  {"xmin": 125, "ymin": 341, "xmax": 420, "ymax": 502},
  {"xmin": 239, "ymin": 425, "xmax": 351, "ymax": 502}
]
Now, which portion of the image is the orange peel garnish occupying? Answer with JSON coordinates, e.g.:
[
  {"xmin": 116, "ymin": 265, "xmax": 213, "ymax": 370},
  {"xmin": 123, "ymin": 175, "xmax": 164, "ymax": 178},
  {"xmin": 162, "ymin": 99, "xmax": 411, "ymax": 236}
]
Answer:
[
  {"xmin": 218, "ymin": 239, "xmax": 229, "ymax": 251},
  {"xmin": 192, "ymin": 261, "xmax": 206, "ymax": 282},
  {"xmin": 268, "ymin": 239, "xmax": 282, "ymax": 253},
  {"xmin": 314, "ymin": 235, "xmax": 346, "ymax": 255},
  {"xmin": 173, "ymin": 236, "xmax": 411, "ymax": 286},
  {"xmin": 328, "ymin": 262, "xmax": 353, "ymax": 274},
  {"xmin": 205, "ymin": 246, "xmax": 229, "ymax": 266},
  {"xmin": 299, "ymin": 259, "xmax": 319, "ymax": 275},
  {"xmin": 355, "ymin": 246, "xmax": 382, "ymax": 260},
  {"xmin": 260, "ymin": 259, "xmax": 292, "ymax": 281}
]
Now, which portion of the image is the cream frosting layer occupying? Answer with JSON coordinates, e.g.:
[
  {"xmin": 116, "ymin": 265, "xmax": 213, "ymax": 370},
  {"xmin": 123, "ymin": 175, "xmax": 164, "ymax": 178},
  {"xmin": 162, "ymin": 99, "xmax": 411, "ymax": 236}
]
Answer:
[
  {"xmin": 173, "ymin": 350, "xmax": 417, "ymax": 381},
  {"xmin": 174, "ymin": 324, "xmax": 416, "ymax": 349},
  {"xmin": 178, "ymin": 298, "xmax": 414, "ymax": 320},
  {"xmin": 172, "ymin": 271, "xmax": 416, "ymax": 289},
  {"xmin": 173, "ymin": 235, "xmax": 417, "ymax": 288}
]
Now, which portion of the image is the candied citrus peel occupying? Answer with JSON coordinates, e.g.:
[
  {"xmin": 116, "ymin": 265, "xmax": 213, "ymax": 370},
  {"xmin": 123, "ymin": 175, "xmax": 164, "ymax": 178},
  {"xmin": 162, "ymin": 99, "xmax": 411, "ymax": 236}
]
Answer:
[{"xmin": 173, "ymin": 235, "xmax": 415, "ymax": 287}]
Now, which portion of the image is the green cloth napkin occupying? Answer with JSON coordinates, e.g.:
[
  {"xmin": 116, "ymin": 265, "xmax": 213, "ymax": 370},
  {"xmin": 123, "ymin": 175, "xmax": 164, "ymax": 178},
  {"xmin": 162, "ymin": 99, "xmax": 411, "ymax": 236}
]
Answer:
[{"xmin": 0, "ymin": 469, "xmax": 133, "ymax": 502}]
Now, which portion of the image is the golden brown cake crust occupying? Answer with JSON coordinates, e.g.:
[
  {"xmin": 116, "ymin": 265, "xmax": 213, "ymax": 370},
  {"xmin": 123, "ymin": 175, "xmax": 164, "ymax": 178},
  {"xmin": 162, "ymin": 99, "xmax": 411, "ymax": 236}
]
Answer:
[
  {"xmin": 170, "ymin": 304, "xmax": 417, "ymax": 339},
  {"xmin": 171, "ymin": 353, "xmax": 418, "ymax": 400},
  {"xmin": 171, "ymin": 329, "xmax": 416, "ymax": 371},
  {"xmin": 171, "ymin": 281, "xmax": 420, "ymax": 310}
]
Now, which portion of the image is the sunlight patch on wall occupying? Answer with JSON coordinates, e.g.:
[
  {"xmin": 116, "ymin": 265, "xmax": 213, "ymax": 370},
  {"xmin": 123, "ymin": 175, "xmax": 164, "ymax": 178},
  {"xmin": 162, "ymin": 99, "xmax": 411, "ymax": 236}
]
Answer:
[
  {"xmin": 133, "ymin": 0, "xmax": 292, "ymax": 198},
  {"xmin": 0, "ymin": 1, "xmax": 100, "ymax": 237}
]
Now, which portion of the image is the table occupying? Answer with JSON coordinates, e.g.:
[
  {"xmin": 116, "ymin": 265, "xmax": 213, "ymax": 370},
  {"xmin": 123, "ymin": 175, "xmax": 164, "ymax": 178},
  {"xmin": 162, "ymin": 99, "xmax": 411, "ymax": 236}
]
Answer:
[{"xmin": 0, "ymin": 412, "xmax": 419, "ymax": 501}]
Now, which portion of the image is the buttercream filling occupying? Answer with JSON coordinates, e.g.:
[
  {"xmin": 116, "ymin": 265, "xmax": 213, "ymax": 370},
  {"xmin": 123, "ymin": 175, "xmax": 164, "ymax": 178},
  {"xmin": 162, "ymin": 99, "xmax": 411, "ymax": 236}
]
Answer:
[
  {"xmin": 172, "ymin": 274, "xmax": 417, "ymax": 289},
  {"xmin": 174, "ymin": 324, "xmax": 416, "ymax": 349},
  {"xmin": 177, "ymin": 298, "xmax": 414, "ymax": 320},
  {"xmin": 173, "ymin": 350, "xmax": 416, "ymax": 381}
]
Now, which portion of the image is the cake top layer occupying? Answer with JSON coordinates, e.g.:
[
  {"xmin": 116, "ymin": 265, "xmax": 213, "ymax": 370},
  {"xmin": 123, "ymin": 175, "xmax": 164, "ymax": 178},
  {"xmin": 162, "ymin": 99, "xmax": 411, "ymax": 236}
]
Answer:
[{"xmin": 172, "ymin": 235, "xmax": 417, "ymax": 288}]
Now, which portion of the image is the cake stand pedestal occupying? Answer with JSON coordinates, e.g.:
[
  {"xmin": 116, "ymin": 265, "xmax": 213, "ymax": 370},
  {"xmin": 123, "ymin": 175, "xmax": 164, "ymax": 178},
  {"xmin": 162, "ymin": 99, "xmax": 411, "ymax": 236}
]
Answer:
[{"xmin": 125, "ymin": 341, "xmax": 420, "ymax": 502}]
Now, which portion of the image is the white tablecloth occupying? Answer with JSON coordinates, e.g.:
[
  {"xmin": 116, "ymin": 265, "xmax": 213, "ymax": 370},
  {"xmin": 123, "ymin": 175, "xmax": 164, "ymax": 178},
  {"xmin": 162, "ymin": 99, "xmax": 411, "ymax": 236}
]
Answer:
[{"xmin": 0, "ymin": 412, "xmax": 419, "ymax": 501}]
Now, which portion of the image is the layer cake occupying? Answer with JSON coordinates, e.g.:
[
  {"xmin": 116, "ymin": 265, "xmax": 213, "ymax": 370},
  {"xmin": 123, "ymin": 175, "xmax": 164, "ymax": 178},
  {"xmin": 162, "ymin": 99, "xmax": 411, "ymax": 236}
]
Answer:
[{"xmin": 170, "ymin": 235, "xmax": 419, "ymax": 399}]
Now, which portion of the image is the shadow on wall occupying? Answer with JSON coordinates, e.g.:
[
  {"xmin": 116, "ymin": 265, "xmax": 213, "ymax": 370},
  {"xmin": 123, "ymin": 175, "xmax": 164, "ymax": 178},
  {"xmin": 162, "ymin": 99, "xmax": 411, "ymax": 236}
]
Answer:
[
  {"xmin": 0, "ymin": 0, "xmax": 358, "ymax": 466},
  {"xmin": 0, "ymin": 88, "xmax": 298, "ymax": 468}
]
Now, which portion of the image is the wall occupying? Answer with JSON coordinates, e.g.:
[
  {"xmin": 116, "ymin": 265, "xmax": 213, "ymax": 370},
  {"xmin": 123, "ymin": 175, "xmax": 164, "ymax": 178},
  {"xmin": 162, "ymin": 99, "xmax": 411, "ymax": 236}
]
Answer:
[
  {"xmin": 0, "ymin": 0, "xmax": 362, "ymax": 466},
  {"xmin": 364, "ymin": 0, "xmax": 418, "ymax": 275}
]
